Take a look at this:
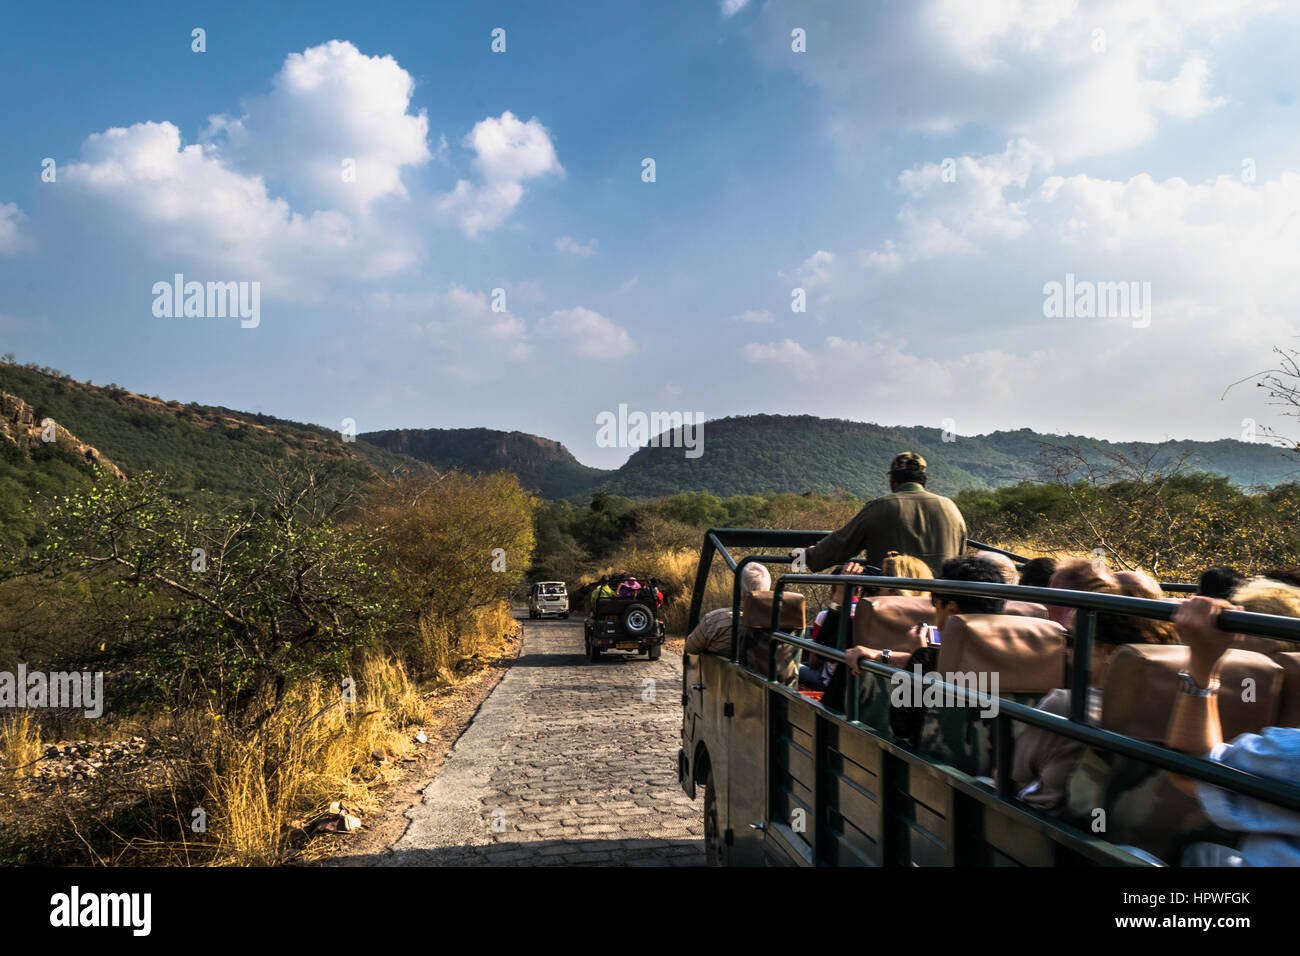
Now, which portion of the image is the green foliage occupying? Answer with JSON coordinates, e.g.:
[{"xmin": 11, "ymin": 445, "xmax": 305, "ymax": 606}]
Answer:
[{"xmin": 8, "ymin": 464, "xmax": 383, "ymax": 724}]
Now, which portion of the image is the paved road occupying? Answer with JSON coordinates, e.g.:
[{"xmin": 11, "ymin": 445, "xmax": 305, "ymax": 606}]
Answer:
[{"xmin": 388, "ymin": 615, "xmax": 705, "ymax": 866}]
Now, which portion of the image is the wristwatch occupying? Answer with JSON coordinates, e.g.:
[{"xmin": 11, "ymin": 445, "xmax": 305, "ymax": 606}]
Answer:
[{"xmin": 1177, "ymin": 671, "xmax": 1219, "ymax": 697}]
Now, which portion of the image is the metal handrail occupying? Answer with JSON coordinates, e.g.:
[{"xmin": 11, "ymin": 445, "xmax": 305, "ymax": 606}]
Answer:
[
  {"xmin": 687, "ymin": 527, "xmax": 1202, "ymax": 631},
  {"xmin": 685, "ymin": 526, "xmax": 1300, "ymax": 834},
  {"xmin": 754, "ymin": 627, "xmax": 1300, "ymax": 815}
]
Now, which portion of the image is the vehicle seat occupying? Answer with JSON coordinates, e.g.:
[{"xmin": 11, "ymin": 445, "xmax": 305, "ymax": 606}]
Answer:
[
  {"xmin": 852, "ymin": 595, "xmax": 934, "ymax": 652},
  {"xmin": 1001, "ymin": 600, "xmax": 1049, "ymax": 619},
  {"xmin": 741, "ymin": 590, "xmax": 806, "ymax": 631},
  {"xmin": 1272, "ymin": 652, "xmax": 1300, "ymax": 727},
  {"xmin": 936, "ymin": 613, "xmax": 1068, "ymax": 694},
  {"xmin": 1101, "ymin": 645, "xmax": 1284, "ymax": 742}
]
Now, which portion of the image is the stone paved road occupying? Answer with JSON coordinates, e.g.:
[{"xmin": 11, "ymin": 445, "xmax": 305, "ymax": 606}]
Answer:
[{"xmin": 387, "ymin": 615, "xmax": 705, "ymax": 866}]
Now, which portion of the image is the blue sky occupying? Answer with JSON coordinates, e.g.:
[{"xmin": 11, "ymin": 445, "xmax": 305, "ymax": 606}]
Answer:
[{"xmin": 2, "ymin": 0, "xmax": 1299, "ymax": 468}]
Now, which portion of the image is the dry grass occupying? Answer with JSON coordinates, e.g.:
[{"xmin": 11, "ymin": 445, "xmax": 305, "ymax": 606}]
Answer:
[
  {"xmin": 0, "ymin": 713, "xmax": 43, "ymax": 778},
  {"xmin": 0, "ymin": 637, "xmax": 501, "ymax": 866}
]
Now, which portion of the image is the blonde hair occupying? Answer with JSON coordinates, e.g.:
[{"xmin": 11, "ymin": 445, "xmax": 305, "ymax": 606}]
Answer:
[
  {"xmin": 880, "ymin": 552, "xmax": 933, "ymax": 597},
  {"xmin": 1232, "ymin": 578, "xmax": 1300, "ymax": 618}
]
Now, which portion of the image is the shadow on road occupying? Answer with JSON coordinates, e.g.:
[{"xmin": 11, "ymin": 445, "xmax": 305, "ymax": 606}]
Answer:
[{"xmin": 316, "ymin": 836, "xmax": 705, "ymax": 867}]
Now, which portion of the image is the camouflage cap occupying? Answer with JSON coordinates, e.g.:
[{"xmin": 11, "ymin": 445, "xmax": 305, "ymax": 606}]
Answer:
[{"xmin": 889, "ymin": 451, "xmax": 927, "ymax": 476}]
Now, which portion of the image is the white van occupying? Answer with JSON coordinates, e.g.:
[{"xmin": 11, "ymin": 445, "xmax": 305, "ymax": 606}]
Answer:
[{"xmin": 528, "ymin": 581, "xmax": 569, "ymax": 619}]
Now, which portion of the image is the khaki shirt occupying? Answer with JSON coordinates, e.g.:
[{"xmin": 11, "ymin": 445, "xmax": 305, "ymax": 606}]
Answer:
[
  {"xmin": 805, "ymin": 486, "xmax": 966, "ymax": 576},
  {"xmin": 685, "ymin": 608, "xmax": 735, "ymax": 656},
  {"xmin": 685, "ymin": 608, "xmax": 799, "ymax": 687}
]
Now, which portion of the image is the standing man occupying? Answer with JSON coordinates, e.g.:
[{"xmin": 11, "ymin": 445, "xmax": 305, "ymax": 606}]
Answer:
[{"xmin": 793, "ymin": 452, "xmax": 966, "ymax": 576}]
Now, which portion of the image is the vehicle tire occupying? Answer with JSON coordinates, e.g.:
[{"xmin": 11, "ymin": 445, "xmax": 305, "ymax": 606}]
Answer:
[
  {"xmin": 562, "ymin": 612, "xmax": 569, "ymax": 619},
  {"xmin": 588, "ymin": 640, "xmax": 601, "ymax": 663},
  {"xmin": 648, "ymin": 643, "xmax": 662, "ymax": 661},
  {"xmin": 620, "ymin": 602, "xmax": 655, "ymax": 638},
  {"xmin": 704, "ymin": 766, "xmax": 726, "ymax": 867}
]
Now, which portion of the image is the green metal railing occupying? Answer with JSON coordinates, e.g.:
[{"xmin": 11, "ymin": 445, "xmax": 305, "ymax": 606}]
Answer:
[{"xmin": 688, "ymin": 527, "xmax": 1300, "ymax": 822}]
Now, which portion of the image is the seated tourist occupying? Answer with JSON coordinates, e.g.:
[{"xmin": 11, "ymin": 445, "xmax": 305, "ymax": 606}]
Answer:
[
  {"xmin": 589, "ymin": 577, "xmax": 616, "ymax": 611},
  {"xmin": 877, "ymin": 551, "xmax": 933, "ymax": 596},
  {"xmin": 1019, "ymin": 557, "xmax": 1058, "ymax": 589},
  {"xmin": 1163, "ymin": 595, "xmax": 1300, "ymax": 866},
  {"xmin": 617, "ymin": 577, "xmax": 643, "ymax": 598},
  {"xmin": 684, "ymin": 563, "xmax": 770, "ymax": 656},
  {"xmin": 973, "ymin": 550, "xmax": 1019, "ymax": 585},
  {"xmin": 1199, "ymin": 565, "xmax": 1246, "ymax": 600},
  {"xmin": 1043, "ymin": 557, "xmax": 1119, "ymax": 631},
  {"xmin": 843, "ymin": 555, "xmax": 1006, "ymax": 676},
  {"xmin": 1011, "ymin": 573, "xmax": 1178, "ymax": 813}
]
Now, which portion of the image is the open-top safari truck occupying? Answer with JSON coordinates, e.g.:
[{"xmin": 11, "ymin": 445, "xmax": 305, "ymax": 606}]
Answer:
[{"xmin": 678, "ymin": 528, "xmax": 1300, "ymax": 866}]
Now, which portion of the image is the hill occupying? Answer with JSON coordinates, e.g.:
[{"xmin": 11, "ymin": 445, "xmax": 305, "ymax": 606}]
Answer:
[
  {"xmin": 360, "ymin": 427, "xmax": 610, "ymax": 499},
  {"xmin": 0, "ymin": 361, "xmax": 426, "ymax": 549},
  {"xmin": 594, "ymin": 415, "xmax": 1300, "ymax": 499}
]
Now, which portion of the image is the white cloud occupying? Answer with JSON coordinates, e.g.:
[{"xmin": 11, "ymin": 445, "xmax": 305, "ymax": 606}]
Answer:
[
  {"xmin": 555, "ymin": 236, "xmax": 598, "ymax": 256},
  {"xmin": 740, "ymin": 338, "xmax": 816, "ymax": 376},
  {"xmin": 753, "ymin": 0, "xmax": 1264, "ymax": 160},
  {"xmin": 202, "ymin": 40, "xmax": 430, "ymax": 213},
  {"xmin": 439, "ymin": 112, "xmax": 563, "ymax": 236},
  {"xmin": 536, "ymin": 307, "xmax": 635, "ymax": 359},
  {"xmin": 60, "ymin": 121, "xmax": 414, "ymax": 295},
  {"xmin": 730, "ymin": 309, "xmax": 774, "ymax": 324},
  {"xmin": 0, "ymin": 202, "xmax": 25, "ymax": 254},
  {"xmin": 782, "ymin": 249, "xmax": 835, "ymax": 289},
  {"xmin": 445, "ymin": 284, "xmax": 527, "ymax": 342},
  {"xmin": 721, "ymin": 0, "xmax": 750, "ymax": 16}
]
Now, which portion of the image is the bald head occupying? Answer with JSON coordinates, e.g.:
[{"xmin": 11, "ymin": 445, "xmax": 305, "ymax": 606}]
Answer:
[{"xmin": 973, "ymin": 551, "xmax": 1018, "ymax": 585}]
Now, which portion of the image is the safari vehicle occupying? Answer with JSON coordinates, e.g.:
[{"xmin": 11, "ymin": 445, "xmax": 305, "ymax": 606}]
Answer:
[
  {"xmin": 528, "ymin": 581, "xmax": 569, "ymax": 619},
  {"xmin": 584, "ymin": 573, "xmax": 666, "ymax": 662},
  {"xmin": 678, "ymin": 528, "xmax": 1300, "ymax": 866}
]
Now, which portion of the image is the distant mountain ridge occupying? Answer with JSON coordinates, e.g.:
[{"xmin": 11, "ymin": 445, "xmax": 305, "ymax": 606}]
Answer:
[
  {"xmin": 361, "ymin": 414, "xmax": 1300, "ymax": 501},
  {"xmin": 2, "ymin": 363, "xmax": 1293, "ymax": 513},
  {"xmin": 360, "ymin": 427, "xmax": 607, "ymax": 499}
]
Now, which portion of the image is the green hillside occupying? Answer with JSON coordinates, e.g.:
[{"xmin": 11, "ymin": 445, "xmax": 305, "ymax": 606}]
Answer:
[
  {"xmin": 0, "ymin": 362, "xmax": 426, "ymax": 549},
  {"xmin": 595, "ymin": 415, "xmax": 1300, "ymax": 499},
  {"xmin": 360, "ymin": 427, "xmax": 610, "ymax": 499}
]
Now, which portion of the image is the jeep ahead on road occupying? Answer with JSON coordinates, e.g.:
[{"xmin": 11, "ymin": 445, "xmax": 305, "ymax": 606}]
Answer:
[{"xmin": 584, "ymin": 573, "xmax": 666, "ymax": 662}]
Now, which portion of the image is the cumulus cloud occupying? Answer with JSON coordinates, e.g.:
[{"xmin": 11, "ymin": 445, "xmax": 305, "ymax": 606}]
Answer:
[
  {"xmin": 0, "ymin": 202, "xmax": 26, "ymax": 254},
  {"xmin": 438, "ymin": 112, "xmax": 563, "ymax": 236},
  {"xmin": 789, "ymin": 148, "xmax": 1300, "ymax": 441},
  {"xmin": 58, "ymin": 121, "xmax": 415, "ymax": 295},
  {"xmin": 536, "ymin": 307, "xmax": 634, "ymax": 359},
  {"xmin": 751, "ymin": 0, "xmax": 1259, "ymax": 160},
  {"xmin": 202, "ymin": 40, "xmax": 430, "ymax": 213},
  {"xmin": 555, "ymin": 236, "xmax": 597, "ymax": 256}
]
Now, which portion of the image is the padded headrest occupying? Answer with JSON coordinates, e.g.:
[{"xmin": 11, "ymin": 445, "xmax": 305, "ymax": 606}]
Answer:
[
  {"xmin": 852, "ymin": 595, "xmax": 934, "ymax": 652},
  {"xmin": 1101, "ymin": 645, "xmax": 1284, "ymax": 742},
  {"xmin": 1219, "ymin": 649, "xmax": 1284, "ymax": 740},
  {"xmin": 935, "ymin": 613, "xmax": 1067, "ymax": 694},
  {"xmin": 742, "ymin": 590, "xmax": 806, "ymax": 631},
  {"xmin": 1001, "ymin": 600, "xmax": 1049, "ymax": 619},
  {"xmin": 1272, "ymin": 652, "xmax": 1300, "ymax": 727}
]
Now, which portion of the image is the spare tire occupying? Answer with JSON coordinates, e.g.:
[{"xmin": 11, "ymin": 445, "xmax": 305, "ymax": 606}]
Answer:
[{"xmin": 621, "ymin": 602, "xmax": 655, "ymax": 637}]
